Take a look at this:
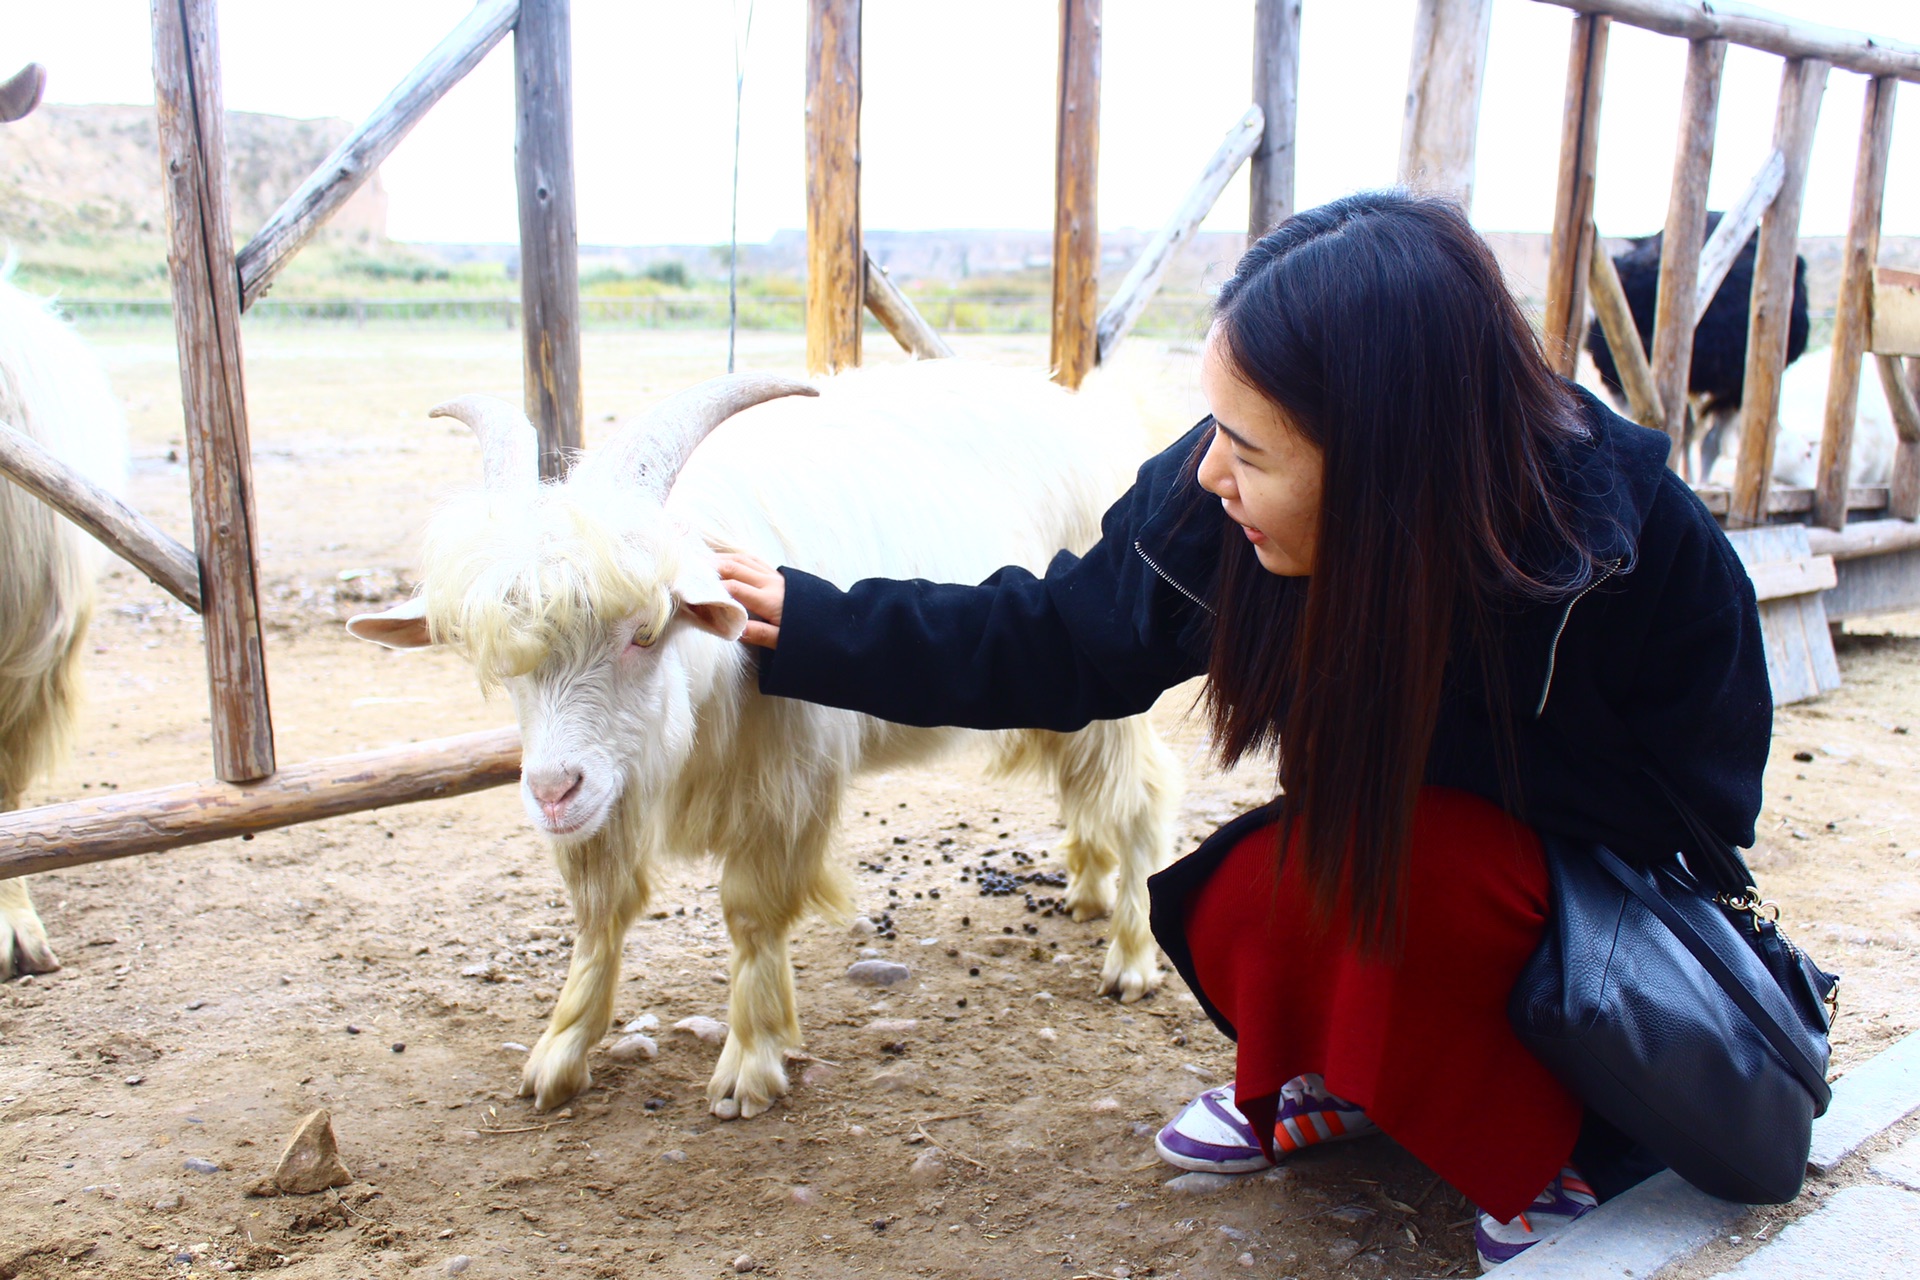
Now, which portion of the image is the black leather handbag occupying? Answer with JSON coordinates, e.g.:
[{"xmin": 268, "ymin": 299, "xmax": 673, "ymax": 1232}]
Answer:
[{"xmin": 1509, "ymin": 778, "xmax": 1839, "ymax": 1205}]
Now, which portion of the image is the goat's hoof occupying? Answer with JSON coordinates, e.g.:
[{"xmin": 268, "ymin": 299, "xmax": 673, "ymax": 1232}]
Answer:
[
  {"xmin": 1098, "ymin": 949, "xmax": 1162, "ymax": 1004},
  {"xmin": 521, "ymin": 1035, "xmax": 591, "ymax": 1111},
  {"xmin": 1061, "ymin": 881, "xmax": 1115, "ymax": 925},
  {"xmin": 0, "ymin": 917, "xmax": 59, "ymax": 983},
  {"xmin": 707, "ymin": 1040, "xmax": 790, "ymax": 1120}
]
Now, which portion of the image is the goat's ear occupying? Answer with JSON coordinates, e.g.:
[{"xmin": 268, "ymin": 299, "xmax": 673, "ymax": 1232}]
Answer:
[
  {"xmin": 346, "ymin": 596, "xmax": 435, "ymax": 650},
  {"xmin": 671, "ymin": 564, "xmax": 749, "ymax": 642}
]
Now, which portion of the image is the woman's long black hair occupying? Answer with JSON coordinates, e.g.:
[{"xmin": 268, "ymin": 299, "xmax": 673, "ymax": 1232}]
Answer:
[{"xmin": 1204, "ymin": 191, "xmax": 1606, "ymax": 955}]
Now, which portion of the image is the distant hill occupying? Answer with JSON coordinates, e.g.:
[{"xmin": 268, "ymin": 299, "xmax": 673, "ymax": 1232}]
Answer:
[{"xmin": 0, "ymin": 103, "xmax": 385, "ymax": 244}]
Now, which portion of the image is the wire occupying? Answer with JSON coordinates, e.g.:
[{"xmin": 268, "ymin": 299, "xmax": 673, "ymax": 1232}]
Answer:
[{"xmin": 727, "ymin": 0, "xmax": 755, "ymax": 374}]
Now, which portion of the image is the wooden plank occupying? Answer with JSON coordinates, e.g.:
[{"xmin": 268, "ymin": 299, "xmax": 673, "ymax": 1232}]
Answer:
[
  {"xmin": 1808, "ymin": 515, "xmax": 1920, "ymax": 560},
  {"xmin": 237, "ymin": 0, "xmax": 519, "ymax": 310},
  {"xmin": 1880, "ymin": 355, "xmax": 1920, "ymax": 520},
  {"xmin": 1746, "ymin": 553, "xmax": 1836, "ymax": 601},
  {"xmin": 1813, "ymin": 76, "xmax": 1898, "ymax": 530},
  {"xmin": 1097, "ymin": 106, "xmax": 1263, "ymax": 364},
  {"xmin": 1725, "ymin": 525, "xmax": 1841, "ymax": 704},
  {"xmin": 1588, "ymin": 223, "xmax": 1665, "ymax": 431},
  {"xmin": 1398, "ymin": 0, "xmax": 1496, "ymax": 206},
  {"xmin": 0, "ymin": 728, "xmax": 521, "ymax": 880},
  {"xmin": 151, "ymin": 0, "xmax": 275, "ymax": 783},
  {"xmin": 805, "ymin": 0, "xmax": 863, "ymax": 376},
  {"xmin": 1543, "ymin": 14, "xmax": 1610, "ymax": 378},
  {"xmin": 1874, "ymin": 266, "xmax": 1920, "ymax": 357},
  {"xmin": 0, "ymin": 422, "xmax": 201, "ymax": 611},
  {"xmin": 514, "ymin": 0, "xmax": 582, "ymax": 480},
  {"xmin": 1651, "ymin": 38, "xmax": 1726, "ymax": 465},
  {"xmin": 1825, "ymin": 546, "xmax": 1920, "ymax": 619},
  {"xmin": 1531, "ymin": 1, "xmax": 1920, "ymax": 84},
  {"xmin": 1729, "ymin": 56, "xmax": 1829, "ymax": 529},
  {"xmin": 1695, "ymin": 149, "xmax": 1785, "ymax": 318},
  {"xmin": 863, "ymin": 253, "xmax": 953, "ymax": 360},
  {"xmin": 1248, "ymin": 0, "xmax": 1301, "ymax": 241},
  {"xmin": 1050, "ymin": 0, "xmax": 1101, "ymax": 391},
  {"xmin": 1692, "ymin": 483, "xmax": 1887, "ymax": 517}
]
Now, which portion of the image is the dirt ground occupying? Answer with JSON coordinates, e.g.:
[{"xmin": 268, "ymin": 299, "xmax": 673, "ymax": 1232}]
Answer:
[{"xmin": 4, "ymin": 327, "xmax": 1919, "ymax": 1280}]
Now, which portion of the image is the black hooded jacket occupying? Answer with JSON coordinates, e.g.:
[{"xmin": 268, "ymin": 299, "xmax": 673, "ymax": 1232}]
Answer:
[{"xmin": 758, "ymin": 387, "xmax": 1771, "ymax": 867}]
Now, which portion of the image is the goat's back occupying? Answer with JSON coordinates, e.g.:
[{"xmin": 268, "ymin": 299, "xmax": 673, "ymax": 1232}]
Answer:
[
  {"xmin": 667, "ymin": 360, "xmax": 1141, "ymax": 586},
  {"xmin": 0, "ymin": 279, "xmax": 131, "ymax": 799}
]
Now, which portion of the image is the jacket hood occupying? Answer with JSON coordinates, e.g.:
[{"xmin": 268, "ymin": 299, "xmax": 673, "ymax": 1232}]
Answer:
[{"xmin": 1555, "ymin": 384, "xmax": 1676, "ymax": 575}]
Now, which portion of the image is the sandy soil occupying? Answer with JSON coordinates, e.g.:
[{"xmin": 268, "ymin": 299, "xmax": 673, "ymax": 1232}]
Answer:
[{"xmin": 3, "ymin": 327, "xmax": 1919, "ymax": 1280}]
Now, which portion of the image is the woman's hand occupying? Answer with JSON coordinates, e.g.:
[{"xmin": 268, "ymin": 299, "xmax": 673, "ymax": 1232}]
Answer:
[{"xmin": 715, "ymin": 553, "xmax": 784, "ymax": 649}]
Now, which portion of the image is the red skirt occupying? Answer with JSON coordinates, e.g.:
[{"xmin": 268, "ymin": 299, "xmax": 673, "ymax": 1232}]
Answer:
[{"xmin": 1184, "ymin": 786, "xmax": 1582, "ymax": 1221}]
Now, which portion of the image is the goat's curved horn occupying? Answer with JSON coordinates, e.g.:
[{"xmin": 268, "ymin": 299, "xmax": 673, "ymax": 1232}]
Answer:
[
  {"xmin": 0, "ymin": 64, "xmax": 44, "ymax": 124},
  {"xmin": 587, "ymin": 374, "xmax": 818, "ymax": 500},
  {"xmin": 429, "ymin": 394, "xmax": 540, "ymax": 491}
]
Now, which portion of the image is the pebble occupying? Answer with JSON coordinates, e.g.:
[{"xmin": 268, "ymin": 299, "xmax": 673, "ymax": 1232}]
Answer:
[
  {"xmin": 790, "ymin": 1185, "xmax": 817, "ymax": 1205},
  {"xmin": 1090, "ymin": 1097, "xmax": 1121, "ymax": 1113},
  {"xmin": 1217, "ymin": 1225, "xmax": 1246, "ymax": 1241},
  {"xmin": 849, "ymin": 916, "xmax": 878, "ymax": 937},
  {"xmin": 444, "ymin": 1257, "xmax": 472, "ymax": 1275},
  {"xmin": 152, "ymin": 1194, "xmax": 182, "ymax": 1212},
  {"xmin": 1165, "ymin": 1171, "xmax": 1239, "ymax": 1194},
  {"xmin": 733, "ymin": 1254, "xmax": 757, "ymax": 1273},
  {"xmin": 1237, "ymin": 1252, "xmax": 1255, "ymax": 1267},
  {"xmin": 662, "ymin": 1150, "xmax": 688, "ymax": 1164},
  {"xmin": 909, "ymin": 1148, "xmax": 947, "ymax": 1183},
  {"xmin": 864, "ymin": 1018, "xmax": 918, "ymax": 1034},
  {"xmin": 845, "ymin": 959, "xmax": 912, "ymax": 987},
  {"xmin": 1032, "ymin": 990, "xmax": 1055, "ymax": 1002},
  {"xmin": 345, "ymin": 1024, "xmax": 362, "ymax": 1035},
  {"xmin": 182, "ymin": 1158, "xmax": 220, "ymax": 1174},
  {"xmin": 673, "ymin": 1016, "xmax": 728, "ymax": 1046},
  {"xmin": 124, "ymin": 1075, "xmax": 144, "ymax": 1086},
  {"xmin": 501, "ymin": 1042, "xmax": 529, "ymax": 1053},
  {"xmin": 847, "ymin": 1125, "xmax": 869, "ymax": 1138},
  {"xmin": 1326, "ymin": 1239, "xmax": 1362, "ymax": 1264},
  {"xmin": 265, "ymin": 1108, "xmax": 353, "ymax": 1194},
  {"xmin": 1037, "ymin": 1027, "xmax": 1058, "ymax": 1042},
  {"xmin": 606, "ymin": 1034, "xmax": 658, "ymax": 1062},
  {"xmin": 623, "ymin": 1014, "xmax": 659, "ymax": 1033},
  {"xmin": 185, "ymin": 999, "xmax": 205, "ymax": 1011},
  {"xmin": 1181, "ymin": 1063, "xmax": 1216, "ymax": 1080}
]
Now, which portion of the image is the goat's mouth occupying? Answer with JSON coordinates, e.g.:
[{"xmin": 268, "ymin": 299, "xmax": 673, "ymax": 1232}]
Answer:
[{"xmin": 521, "ymin": 778, "xmax": 617, "ymax": 843}]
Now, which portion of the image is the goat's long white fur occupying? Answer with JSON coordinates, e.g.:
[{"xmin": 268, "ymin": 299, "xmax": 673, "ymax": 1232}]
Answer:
[
  {"xmin": 0, "ymin": 278, "xmax": 131, "ymax": 980},
  {"xmin": 373, "ymin": 360, "xmax": 1182, "ymax": 1118}
]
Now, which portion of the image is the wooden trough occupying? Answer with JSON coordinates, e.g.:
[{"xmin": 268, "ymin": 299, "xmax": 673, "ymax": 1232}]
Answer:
[{"xmin": 1, "ymin": 0, "xmax": 1916, "ymax": 880}]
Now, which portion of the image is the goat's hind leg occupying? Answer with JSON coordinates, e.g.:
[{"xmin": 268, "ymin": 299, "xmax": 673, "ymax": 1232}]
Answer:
[
  {"xmin": 0, "ymin": 876, "xmax": 58, "ymax": 982},
  {"xmin": 521, "ymin": 835, "xmax": 650, "ymax": 1111}
]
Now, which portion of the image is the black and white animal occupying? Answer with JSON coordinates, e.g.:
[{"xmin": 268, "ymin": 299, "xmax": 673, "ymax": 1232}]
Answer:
[{"xmin": 1585, "ymin": 211, "xmax": 1810, "ymax": 482}]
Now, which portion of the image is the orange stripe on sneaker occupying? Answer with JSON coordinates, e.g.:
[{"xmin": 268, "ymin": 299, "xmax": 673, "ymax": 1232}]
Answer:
[
  {"xmin": 1322, "ymin": 1111, "xmax": 1348, "ymax": 1138},
  {"xmin": 1273, "ymin": 1120, "xmax": 1300, "ymax": 1152},
  {"xmin": 1563, "ymin": 1176, "xmax": 1595, "ymax": 1198}
]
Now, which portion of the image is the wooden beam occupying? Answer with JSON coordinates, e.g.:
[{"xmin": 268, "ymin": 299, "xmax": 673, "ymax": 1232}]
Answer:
[
  {"xmin": 237, "ymin": 0, "xmax": 519, "ymax": 311},
  {"xmin": 514, "ymin": 0, "xmax": 582, "ymax": 481},
  {"xmin": 1398, "ymin": 0, "xmax": 1495, "ymax": 207},
  {"xmin": 1813, "ymin": 77, "xmax": 1899, "ymax": 531},
  {"xmin": 1588, "ymin": 226, "xmax": 1664, "ymax": 431},
  {"xmin": 863, "ymin": 253, "xmax": 953, "ymax": 360},
  {"xmin": 1650, "ymin": 38, "xmax": 1725, "ymax": 467},
  {"xmin": 1729, "ymin": 56, "xmax": 1829, "ymax": 529},
  {"xmin": 1880, "ymin": 355, "xmax": 1920, "ymax": 521},
  {"xmin": 1696, "ymin": 149, "xmax": 1785, "ymax": 318},
  {"xmin": 1873, "ymin": 266, "xmax": 1920, "ymax": 357},
  {"xmin": 805, "ymin": 0, "xmax": 863, "ymax": 376},
  {"xmin": 0, "ymin": 423, "xmax": 201, "ymax": 611},
  {"xmin": 1808, "ymin": 512, "xmax": 1920, "ymax": 561},
  {"xmin": 1098, "ymin": 106, "xmax": 1263, "ymax": 365},
  {"xmin": 1543, "ymin": 14, "xmax": 1610, "ymax": 378},
  {"xmin": 1693, "ymin": 483, "xmax": 1887, "ymax": 518},
  {"xmin": 0, "ymin": 728, "xmax": 521, "ymax": 880},
  {"xmin": 1248, "ymin": 0, "xmax": 1300, "ymax": 242},
  {"xmin": 152, "ymin": 0, "xmax": 274, "ymax": 784},
  {"xmin": 1050, "ymin": 0, "xmax": 1102, "ymax": 391},
  {"xmin": 1745, "ymin": 553, "xmax": 1837, "ymax": 602},
  {"xmin": 1531, "ymin": 1, "xmax": 1920, "ymax": 84}
]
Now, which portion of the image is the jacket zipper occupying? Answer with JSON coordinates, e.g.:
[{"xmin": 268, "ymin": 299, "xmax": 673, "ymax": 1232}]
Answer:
[
  {"xmin": 1534, "ymin": 558, "xmax": 1623, "ymax": 718},
  {"xmin": 1134, "ymin": 541, "xmax": 1217, "ymax": 616}
]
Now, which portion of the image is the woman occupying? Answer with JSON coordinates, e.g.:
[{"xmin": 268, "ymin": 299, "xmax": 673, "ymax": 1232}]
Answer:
[{"xmin": 717, "ymin": 193, "xmax": 1769, "ymax": 1271}]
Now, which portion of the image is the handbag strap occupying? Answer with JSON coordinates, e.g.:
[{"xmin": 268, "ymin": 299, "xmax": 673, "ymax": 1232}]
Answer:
[
  {"xmin": 1642, "ymin": 767, "xmax": 1756, "ymax": 897},
  {"xmin": 1590, "ymin": 842, "xmax": 1832, "ymax": 1109}
]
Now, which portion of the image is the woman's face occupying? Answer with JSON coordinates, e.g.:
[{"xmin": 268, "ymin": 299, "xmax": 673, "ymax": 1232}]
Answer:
[{"xmin": 1196, "ymin": 329, "xmax": 1324, "ymax": 577}]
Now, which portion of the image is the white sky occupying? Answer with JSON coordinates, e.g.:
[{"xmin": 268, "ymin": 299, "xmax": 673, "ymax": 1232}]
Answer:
[{"xmin": 1, "ymin": 0, "xmax": 1915, "ymax": 244}]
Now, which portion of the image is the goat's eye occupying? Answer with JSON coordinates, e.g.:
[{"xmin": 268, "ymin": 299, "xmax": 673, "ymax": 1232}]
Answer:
[{"xmin": 629, "ymin": 625, "xmax": 655, "ymax": 650}]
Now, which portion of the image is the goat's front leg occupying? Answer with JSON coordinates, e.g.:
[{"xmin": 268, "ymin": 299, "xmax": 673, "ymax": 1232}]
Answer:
[
  {"xmin": 707, "ymin": 829, "xmax": 843, "ymax": 1119},
  {"xmin": 521, "ymin": 836, "xmax": 649, "ymax": 1111},
  {"xmin": 0, "ymin": 876, "xmax": 59, "ymax": 982}
]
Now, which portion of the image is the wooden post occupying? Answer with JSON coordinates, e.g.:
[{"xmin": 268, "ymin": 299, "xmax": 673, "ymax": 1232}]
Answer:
[
  {"xmin": 1812, "ymin": 77, "xmax": 1898, "ymax": 530},
  {"xmin": 1879, "ymin": 356, "xmax": 1920, "ymax": 521},
  {"xmin": 1588, "ymin": 226, "xmax": 1664, "ymax": 431},
  {"xmin": 1398, "ymin": 0, "xmax": 1495, "ymax": 208},
  {"xmin": 1729, "ymin": 56, "xmax": 1830, "ymax": 529},
  {"xmin": 1050, "ymin": 0, "xmax": 1101, "ymax": 390},
  {"xmin": 151, "ymin": 0, "xmax": 274, "ymax": 783},
  {"xmin": 805, "ymin": 0, "xmax": 863, "ymax": 375},
  {"xmin": 514, "ymin": 0, "xmax": 582, "ymax": 480},
  {"xmin": 1542, "ymin": 14, "xmax": 1610, "ymax": 378},
  {"xmin": 1248, "ymin": 0, "xmax": 1300, "ymax": 241},
  {"xmin": 0, "ymin": 728, "xmax": 521, "ymax": 880},
  {"xmin": 1650, "ymin": 38, "xmax": 1726, "ymax": 470}
]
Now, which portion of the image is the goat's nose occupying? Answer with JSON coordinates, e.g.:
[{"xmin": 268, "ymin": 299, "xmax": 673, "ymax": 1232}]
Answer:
[{"xmin": 527, "ymin": 769, "xmax": 583, "ymax": 809}]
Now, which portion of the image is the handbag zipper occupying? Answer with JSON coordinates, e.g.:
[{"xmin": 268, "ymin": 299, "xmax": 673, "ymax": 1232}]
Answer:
[{"xmin": 1534, "ymin": 558, "xmax": 1623, "ymax": 718}]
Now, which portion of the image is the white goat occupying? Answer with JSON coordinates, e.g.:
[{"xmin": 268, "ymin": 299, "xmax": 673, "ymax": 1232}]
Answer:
[
  {"xmin": 349, "ymin": 361, "xmax": 1182, "ymax": 1119},
  {"xmin": 0, "ymin": 278, "xmax": 131, "ymax": 979},
  {"xmin": 1703, "ymin": 350, "xmax": 1898, "ymax": 489}
]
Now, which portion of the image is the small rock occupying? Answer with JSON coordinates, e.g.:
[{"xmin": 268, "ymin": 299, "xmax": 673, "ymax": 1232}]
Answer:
[
  {"xmin": 1237, "ymin": 1252, "xmax": 1255, "ymax": 1267},
  {"xmin": 501, "ymin": 1042, "xmax": 529, "ymax": 1053},
  {"xmin": 1037, "ymin": 1027, "xmax": 1058, "ymax": 1042},
  {"xmin": 1180, "ymin": 1063, "xmax": 1216, "ymax": 1081},
  {"xmin": 849, "ymin": 916, "xmax": 878, "ymax": 937},
  {"xmin": 1326, "ymin": 1239, "xmax": 1362, "ymax": 1264},
  {"xmin": 185, "ymin": 999, "xmax": 206, "ymax": 1011},
  {"xmin": 800, "ymin": 1063, "xmax": 836, "ymax": 1088},
  {"xmin": 152, "ymin": 1194, "xmax": 183, "ymax": 1212},
  {"xmin": 845, "ymin": 959, "xmax": 911, "ymax": 987},
  {"xmin": 266, "ymin": 1109, "xmax": 353, "ymax": 1195},
  {"xmin": 444, "ymin": 1257, "xmax": 472, "ymax": 1275},
  {"xmin": 124, "ymin": 1074, "xmax": 144, "ymax": 1086},
  {"xmin": 673, "ymin": 1016, "xmax": 728, "ymax": 1046},
  {"xmin": 733, "ymin": 1254, "xmax": 757, "ymax": 1273},
  {"xmin": 182, "ymin": 1157, "xmax": 220, "ymax": 1174},
  {"xmin": 847, "ymin": 1124, "xmax": 869, "ymax": 1138},
  {"xmin": 864, "ymin": 1018, "xmax": 919, "ymax": 1034},
  {"xmin": 791, "ymin": 1185, "xmax": 817, "ymax": 1205},
  {"xmin": 1217, "ymin": 1225, "xmax": 1246, "ymax": 1241},
  {"xmin": 1089, "ymin": 1097, "xmax": 1121, "ymax": 1113},
  {"xmin": 909, "ymin": 1148, "xmax": 947, "ymax": 1183},
  {"xmin": 1165, "ymin": 1171, "xmax": 1239, "ymax": 1193},
  {"xmin": 661, "ymin": 1150, "xmax": 688, "ymax": 1164},
  {"xmin": 606, "ymin": 1034, "xmax": 658, "ymax": 1062},
  {"xmin": 623, "ymin": 1014, "xmax": 659, "ymax": 1033},
  {"xmin": 1111, "ymin": 1267, "xmax": 1133, "ymax": 1280},
  {"xmin": 1032, "ymin": 990, "xmax": 1055, "ymax": 1002}
]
